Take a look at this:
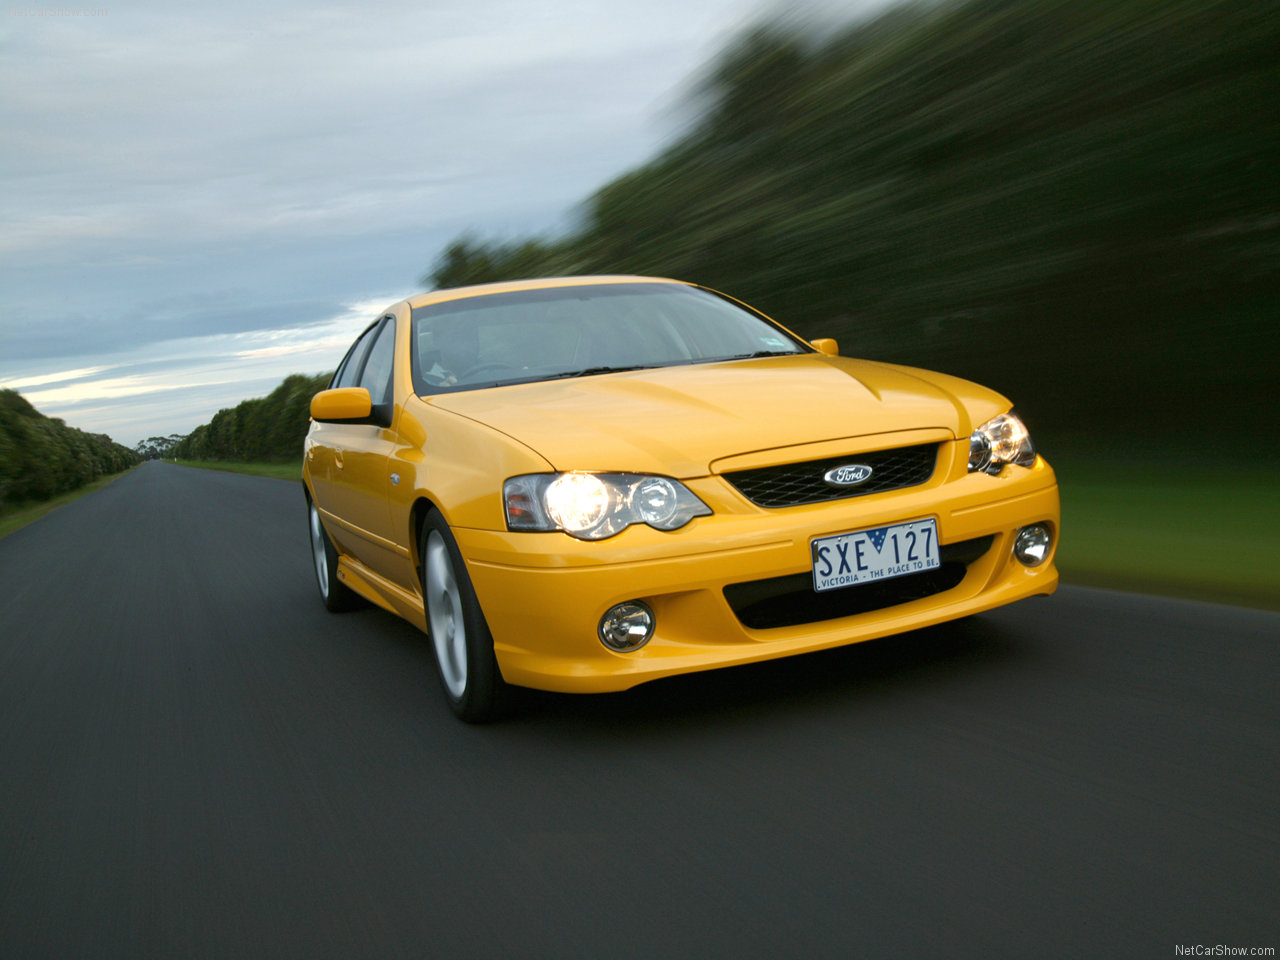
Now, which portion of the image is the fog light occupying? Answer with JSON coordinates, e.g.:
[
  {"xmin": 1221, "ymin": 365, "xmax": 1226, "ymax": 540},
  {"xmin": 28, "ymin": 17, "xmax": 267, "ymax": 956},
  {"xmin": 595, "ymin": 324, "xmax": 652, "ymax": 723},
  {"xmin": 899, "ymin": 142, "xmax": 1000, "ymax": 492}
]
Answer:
[
  {"xmin": 1014, "ymin": 524, "xmax": 1052, "ymax": 566},
  {"xmin": 598, "ymin": 601, "xmax": 654, "ymax": 651}
]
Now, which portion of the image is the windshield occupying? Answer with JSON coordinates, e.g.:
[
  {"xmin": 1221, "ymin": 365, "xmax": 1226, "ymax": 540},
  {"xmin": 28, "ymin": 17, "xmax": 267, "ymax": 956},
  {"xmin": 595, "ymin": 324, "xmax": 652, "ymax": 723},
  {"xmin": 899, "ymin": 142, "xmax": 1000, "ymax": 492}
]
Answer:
[{"xmin": 410, "ymin": 282, "xmax": 808, "ymax": 395}]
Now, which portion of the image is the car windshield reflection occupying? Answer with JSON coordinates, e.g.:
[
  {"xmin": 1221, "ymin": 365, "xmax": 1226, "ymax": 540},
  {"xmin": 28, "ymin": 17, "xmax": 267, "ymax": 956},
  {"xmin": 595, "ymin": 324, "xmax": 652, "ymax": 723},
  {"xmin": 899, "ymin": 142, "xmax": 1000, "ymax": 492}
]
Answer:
[{"xmin": 410, "ymin": 282, "xmax": 808, "ymax": 395}]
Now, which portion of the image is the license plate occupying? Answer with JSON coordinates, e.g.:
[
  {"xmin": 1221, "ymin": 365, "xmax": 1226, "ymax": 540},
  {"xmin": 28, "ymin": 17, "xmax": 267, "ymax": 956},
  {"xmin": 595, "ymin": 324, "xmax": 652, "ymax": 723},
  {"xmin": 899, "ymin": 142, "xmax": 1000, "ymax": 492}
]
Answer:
[{"xmin": 811, "ymin": 518, "xmax": 940, "ymax": 593}]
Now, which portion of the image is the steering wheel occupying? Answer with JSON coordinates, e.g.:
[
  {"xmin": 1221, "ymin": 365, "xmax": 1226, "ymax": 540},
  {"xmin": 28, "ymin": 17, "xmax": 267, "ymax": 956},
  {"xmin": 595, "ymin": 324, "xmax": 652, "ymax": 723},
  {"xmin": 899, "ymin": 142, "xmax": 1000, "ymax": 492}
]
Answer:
[
  {"xmin": 457, "ymin": 361, "xmax": 521, "ymax": 381},
  {"xmin": 419, "ymin": 369, "xmax": 452, "ymax": 386}
]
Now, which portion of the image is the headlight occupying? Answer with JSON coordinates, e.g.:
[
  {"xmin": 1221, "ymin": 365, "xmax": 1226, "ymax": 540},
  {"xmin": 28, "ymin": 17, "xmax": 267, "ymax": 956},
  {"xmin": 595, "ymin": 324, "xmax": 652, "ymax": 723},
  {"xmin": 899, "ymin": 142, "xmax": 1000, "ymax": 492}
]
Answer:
[
  {"xmin": 968, "ymin": 412, "xmax": 1036, "ymax": 474},
  {"xmin": 504, "ymin": 472, "xmax": 712, "ymax": 540}
]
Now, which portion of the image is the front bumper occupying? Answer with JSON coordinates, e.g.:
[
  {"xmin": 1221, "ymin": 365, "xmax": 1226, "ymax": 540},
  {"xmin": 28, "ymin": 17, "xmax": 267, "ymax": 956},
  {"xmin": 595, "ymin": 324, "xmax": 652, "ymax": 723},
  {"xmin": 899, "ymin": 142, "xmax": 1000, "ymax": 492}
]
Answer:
[{"xmin": 458, "ymin": 442, "xmax": 1059, "ymax": 693}]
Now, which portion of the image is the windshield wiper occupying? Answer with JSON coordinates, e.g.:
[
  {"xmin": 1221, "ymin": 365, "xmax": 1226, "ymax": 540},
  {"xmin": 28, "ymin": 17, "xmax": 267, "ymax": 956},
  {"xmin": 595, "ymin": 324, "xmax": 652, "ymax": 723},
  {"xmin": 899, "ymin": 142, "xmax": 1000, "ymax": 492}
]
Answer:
[
  {"xmin": 709, "ymin": 350, "xmax": 800, "ymax": 362},
  {"xmin": 541, "ymin": 364, "xmax": 655, "ymax": 380}
]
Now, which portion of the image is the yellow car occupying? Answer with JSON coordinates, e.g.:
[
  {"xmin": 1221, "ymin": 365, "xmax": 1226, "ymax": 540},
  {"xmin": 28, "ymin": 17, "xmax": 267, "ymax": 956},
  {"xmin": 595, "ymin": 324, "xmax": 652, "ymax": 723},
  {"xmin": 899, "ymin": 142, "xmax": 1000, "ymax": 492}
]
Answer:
[{"xmin": 304, "ymin": 276, "xmax": 1059, "ymax": 721}]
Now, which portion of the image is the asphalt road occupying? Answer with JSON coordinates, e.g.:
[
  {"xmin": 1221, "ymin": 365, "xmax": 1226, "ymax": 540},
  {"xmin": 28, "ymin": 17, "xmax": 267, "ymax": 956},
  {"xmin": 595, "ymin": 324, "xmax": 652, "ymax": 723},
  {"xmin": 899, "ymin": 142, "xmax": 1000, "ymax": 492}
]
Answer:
[{"xmin": 1, "ymin": 461, "xmax": 1276, "ymax": 960}]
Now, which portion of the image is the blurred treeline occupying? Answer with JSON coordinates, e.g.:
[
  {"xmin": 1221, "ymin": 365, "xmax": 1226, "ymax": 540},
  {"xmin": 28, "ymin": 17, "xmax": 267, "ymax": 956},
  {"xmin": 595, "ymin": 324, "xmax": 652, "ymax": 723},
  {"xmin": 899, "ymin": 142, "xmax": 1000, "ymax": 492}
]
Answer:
[
  {"xmin": 0, "ymin": 390, "xmax": 138, "ymax": 505},
  {"xmin": 428, "ymin": 0, "xmax": 1278, "ymax": 450},
  {"xmin": 171, "ymin": 373, "xmax": 331, "ymax": 462}
]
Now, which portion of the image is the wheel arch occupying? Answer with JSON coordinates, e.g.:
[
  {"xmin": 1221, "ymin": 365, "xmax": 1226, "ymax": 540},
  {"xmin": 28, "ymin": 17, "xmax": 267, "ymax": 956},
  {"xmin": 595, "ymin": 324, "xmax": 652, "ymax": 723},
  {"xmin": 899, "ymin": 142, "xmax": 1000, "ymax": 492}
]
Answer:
[{"xmin": 409, "ymin": 495, "xmax": 442, "ymax": 584}]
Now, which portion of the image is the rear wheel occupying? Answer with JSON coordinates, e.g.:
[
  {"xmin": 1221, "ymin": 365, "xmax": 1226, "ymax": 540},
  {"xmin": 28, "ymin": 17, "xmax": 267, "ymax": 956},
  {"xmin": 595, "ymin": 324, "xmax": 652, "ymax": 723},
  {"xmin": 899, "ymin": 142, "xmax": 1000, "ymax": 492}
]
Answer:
[
  {"xmin": 421, "ymin": 510, "xmax": 507, "ymax": 722},
  {"xmin": 308, "ymin": 498, "xmax": 362, "ymax": 612}
]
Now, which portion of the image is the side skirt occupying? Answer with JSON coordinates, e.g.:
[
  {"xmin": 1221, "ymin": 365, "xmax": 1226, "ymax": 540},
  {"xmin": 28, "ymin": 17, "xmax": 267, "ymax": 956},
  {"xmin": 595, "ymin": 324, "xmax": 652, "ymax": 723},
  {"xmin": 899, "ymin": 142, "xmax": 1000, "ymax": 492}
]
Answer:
[{"xmin": 335, "ymin": 555, "xmax": 428, "ymax": 633}]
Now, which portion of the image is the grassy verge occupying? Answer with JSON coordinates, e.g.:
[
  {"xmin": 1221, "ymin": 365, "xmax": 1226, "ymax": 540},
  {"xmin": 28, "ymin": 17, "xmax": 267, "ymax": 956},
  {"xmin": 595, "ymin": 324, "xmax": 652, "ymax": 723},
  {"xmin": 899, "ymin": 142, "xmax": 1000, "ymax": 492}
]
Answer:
[
  {"xmin": 1051, "ymin": 457, "xmax": 1278, "ymax": 611},
  {"xmin": 168, "ymin": 456, "xmax": 1277, "ymax": 610},
  {"xmin": 0, "ymin": 466, "xmax": 139, "ymax": 540},
  {"xmin": 171, "ymin": 459, "xmax": 303, "ymax": 482}
]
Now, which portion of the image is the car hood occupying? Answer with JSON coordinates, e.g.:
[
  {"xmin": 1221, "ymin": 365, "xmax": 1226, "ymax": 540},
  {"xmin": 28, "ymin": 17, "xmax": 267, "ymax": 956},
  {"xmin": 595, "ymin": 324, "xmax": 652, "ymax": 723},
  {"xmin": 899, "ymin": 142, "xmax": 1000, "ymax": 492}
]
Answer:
[{"xmin": 427, "ymin": 354, "xmax": 1007, "ymax": 477}]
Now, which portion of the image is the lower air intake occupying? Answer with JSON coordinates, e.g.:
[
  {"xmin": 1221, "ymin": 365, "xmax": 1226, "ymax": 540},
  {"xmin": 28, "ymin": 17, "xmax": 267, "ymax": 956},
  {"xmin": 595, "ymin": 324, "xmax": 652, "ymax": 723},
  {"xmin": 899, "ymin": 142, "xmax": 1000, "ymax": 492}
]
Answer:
[{"xmin": 724, "ymin": 535, "xmax": 993, "ymax": 630}]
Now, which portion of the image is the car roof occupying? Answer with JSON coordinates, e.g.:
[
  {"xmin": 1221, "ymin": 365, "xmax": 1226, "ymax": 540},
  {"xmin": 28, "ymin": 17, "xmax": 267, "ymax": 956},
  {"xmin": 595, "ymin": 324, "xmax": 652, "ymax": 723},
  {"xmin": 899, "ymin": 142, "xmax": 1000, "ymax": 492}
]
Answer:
[{"xmin": 405, "ymin": 275, "xmax": 688, "ymax": 311}]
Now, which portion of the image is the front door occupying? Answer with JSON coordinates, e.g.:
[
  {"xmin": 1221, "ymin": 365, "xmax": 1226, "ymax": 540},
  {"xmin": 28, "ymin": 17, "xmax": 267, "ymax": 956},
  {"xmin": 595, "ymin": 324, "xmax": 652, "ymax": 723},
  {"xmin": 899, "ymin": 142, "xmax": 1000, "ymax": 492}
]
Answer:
[{"xmin": 310, "ymin": 316, "xmax": 401, "ymax": 582}]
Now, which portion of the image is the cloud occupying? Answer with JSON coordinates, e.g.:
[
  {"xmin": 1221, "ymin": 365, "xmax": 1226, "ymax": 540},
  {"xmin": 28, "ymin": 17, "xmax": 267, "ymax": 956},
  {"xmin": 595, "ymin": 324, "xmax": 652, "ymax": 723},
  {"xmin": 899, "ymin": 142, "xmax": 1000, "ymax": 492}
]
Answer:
[
  {"xmin": 22, "ymin": 374, "xmax": 240, "ymax": 408},
  {"xmin": 0, "ymin": 0, "xmax": 894, "ymax": 445},
  {"xmin": 0, "ymin": 0, "xmax": 730, "ymax": 258},
  {"xmin": 3, "ymin": 291, "xmax": 410, "ymax": 445},
  {"xmin": 0, "ymin": 365, "xmax": 111, "ymax": 391}
]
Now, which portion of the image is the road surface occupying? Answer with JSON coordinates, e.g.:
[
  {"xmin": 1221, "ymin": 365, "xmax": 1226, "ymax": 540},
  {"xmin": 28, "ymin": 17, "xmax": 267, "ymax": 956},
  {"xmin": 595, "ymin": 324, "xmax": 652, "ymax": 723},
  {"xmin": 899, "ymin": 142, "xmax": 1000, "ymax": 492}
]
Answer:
[{"xmin": 1, "ymin": 462, "xmax": 1276, "ymax": 959}]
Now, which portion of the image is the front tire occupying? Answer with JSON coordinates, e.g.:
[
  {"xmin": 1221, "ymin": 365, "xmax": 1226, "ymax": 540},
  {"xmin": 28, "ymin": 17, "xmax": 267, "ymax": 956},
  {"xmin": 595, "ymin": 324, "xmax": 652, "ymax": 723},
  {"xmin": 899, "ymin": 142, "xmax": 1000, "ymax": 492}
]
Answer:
[
  {"xmin": 421, "ymin": 510, "xmax": 507, "ymax": 722},
  {"xmin": 308, "ymin": 497, "xmax": 362, "ymax": 612}
]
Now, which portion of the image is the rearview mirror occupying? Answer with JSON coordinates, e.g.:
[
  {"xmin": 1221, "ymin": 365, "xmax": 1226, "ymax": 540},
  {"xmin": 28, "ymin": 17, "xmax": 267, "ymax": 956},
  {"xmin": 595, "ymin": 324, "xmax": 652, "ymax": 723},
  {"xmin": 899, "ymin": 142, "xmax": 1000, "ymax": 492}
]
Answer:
[
  {"xmin": 810, "ymin": 338, "xmax": 839, "ymax": 356},
  {"xmin": 311, "ymin": 387, "xmax": 373, "ymax": 423}
]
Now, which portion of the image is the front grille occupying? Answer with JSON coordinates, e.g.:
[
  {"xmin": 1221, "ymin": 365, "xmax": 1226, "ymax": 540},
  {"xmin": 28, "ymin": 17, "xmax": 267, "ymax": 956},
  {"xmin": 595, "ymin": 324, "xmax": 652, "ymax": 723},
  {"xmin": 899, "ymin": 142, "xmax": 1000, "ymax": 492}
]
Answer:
[
  {"xmin": 723, "ymin": 443, "xmax": 938, "ymax": 508},
  {"xmin": 724, "ymin": 535, "xmax": 993, "ymax": 630}
]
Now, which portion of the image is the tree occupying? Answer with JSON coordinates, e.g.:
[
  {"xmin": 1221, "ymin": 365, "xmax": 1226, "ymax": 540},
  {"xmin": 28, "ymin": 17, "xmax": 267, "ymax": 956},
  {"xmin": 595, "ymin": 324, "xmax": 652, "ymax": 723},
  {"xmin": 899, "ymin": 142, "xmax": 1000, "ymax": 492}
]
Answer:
[
  {"xmin": 0, "ymin": 389, "xmax": 139, "ymax": 505},
  {"xmin": 417, "ymin": 0, "xmax": 1280, "ymax": 445}
]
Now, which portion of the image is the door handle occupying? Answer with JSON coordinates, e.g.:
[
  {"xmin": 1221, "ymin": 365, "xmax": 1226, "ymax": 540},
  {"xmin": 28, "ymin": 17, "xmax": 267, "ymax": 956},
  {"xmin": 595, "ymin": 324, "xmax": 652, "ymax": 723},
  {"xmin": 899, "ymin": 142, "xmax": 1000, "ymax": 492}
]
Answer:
[{"xmin": 334, "ymin": 451, "xmax": 344, "ymax": 470}]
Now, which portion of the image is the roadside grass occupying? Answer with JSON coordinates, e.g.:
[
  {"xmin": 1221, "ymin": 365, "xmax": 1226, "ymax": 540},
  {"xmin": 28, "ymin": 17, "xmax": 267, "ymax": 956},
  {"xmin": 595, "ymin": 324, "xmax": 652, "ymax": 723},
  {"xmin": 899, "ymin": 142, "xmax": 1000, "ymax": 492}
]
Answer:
[
  {"xmin": 171, "ymin": 459, "xmax": 302, "ymax": 482},
  {"xmin": 0, "ymin": 466, "xmax": 139, "ymax": 540},
  {"xmin": 1051, "ymin": 457, "xmax": 1278, "ymax": 611},
  {"xmin": 185, "ymin": 454, "xmax": 1279, "ymax": 610},
  {"xmin": 21, "ymin": 457, "xmax": 1273, "ymax": 610}
]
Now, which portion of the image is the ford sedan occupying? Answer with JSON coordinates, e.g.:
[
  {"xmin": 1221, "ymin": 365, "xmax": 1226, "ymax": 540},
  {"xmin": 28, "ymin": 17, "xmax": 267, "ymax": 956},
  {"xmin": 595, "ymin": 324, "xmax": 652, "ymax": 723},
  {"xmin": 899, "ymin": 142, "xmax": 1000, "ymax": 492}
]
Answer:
[{"xmin": 304, "ymin": 276, "xmax": 1059, "ymax": 720}]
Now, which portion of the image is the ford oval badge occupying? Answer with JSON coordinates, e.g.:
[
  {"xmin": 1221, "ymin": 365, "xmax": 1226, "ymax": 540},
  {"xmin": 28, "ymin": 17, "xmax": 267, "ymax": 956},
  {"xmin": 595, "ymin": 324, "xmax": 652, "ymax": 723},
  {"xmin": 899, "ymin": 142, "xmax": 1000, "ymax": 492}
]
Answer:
[{"xmin": 823, "ymin": 464, "xmax": 873, "ymax": 487}]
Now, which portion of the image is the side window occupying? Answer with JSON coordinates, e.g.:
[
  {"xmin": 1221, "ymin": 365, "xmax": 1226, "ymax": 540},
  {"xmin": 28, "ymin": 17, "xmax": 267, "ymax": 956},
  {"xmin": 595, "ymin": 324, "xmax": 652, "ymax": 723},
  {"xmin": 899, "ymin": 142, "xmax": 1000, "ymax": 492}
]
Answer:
[
  {"xmin": 330, "ymin": 353, "xmax": 350, "ymax": 388},
  {"xmin": 334, "ymin": 324, "xmax": 379, "ymax": 389},
  {"xmin": 358, "ymin": 318, "xmax": 396, "ymax": 405}
]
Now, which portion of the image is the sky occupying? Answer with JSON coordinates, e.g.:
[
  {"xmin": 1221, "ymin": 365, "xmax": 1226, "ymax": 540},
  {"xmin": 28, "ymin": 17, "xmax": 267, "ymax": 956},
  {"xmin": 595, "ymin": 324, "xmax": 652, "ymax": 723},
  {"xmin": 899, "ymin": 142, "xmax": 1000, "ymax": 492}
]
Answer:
[{"xmin": 1, "ymin": 0, "xmax": 889, "ymax": 448}]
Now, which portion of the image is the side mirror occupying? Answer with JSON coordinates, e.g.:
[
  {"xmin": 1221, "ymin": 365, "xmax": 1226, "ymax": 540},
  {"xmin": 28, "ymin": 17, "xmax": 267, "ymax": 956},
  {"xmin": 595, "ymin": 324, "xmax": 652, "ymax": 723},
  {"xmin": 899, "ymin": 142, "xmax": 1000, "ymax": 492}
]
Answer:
[
  {"xmin": 311, "ymin": 387, "xmax": 373, "ymax": 423},
  {"xmin": 810, "ymin": 338, "xmax": 839, "ymax": 357}
]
